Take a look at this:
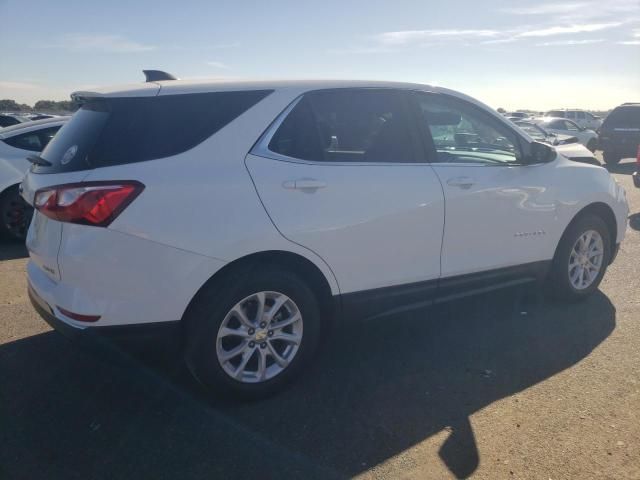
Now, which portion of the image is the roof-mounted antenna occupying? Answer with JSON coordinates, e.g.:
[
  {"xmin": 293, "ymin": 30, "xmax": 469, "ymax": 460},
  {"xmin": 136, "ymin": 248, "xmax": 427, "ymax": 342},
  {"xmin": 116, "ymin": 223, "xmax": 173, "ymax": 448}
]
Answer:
[{"xmin": 143, "ymin": 70, "xmax": 178, "ymax": 82}]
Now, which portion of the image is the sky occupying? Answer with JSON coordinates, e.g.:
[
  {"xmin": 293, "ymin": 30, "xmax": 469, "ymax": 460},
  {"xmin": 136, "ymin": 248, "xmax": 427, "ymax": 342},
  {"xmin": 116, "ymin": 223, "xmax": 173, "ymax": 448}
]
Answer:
[{"xmin": 1, "ymin": 0, "xmax": 639, "ymax": 111}]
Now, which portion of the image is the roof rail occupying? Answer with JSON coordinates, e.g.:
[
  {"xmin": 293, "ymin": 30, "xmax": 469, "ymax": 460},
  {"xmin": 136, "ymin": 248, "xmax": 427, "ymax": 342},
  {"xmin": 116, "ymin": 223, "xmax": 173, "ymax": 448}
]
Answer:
[{"xmin": 142, "ymin": 70, "xmax": 178, "ymax": 82}]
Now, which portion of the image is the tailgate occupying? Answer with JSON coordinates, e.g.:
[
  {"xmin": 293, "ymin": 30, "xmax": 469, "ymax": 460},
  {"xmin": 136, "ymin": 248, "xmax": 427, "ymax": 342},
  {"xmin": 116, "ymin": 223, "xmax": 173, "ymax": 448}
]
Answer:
[{"xmin": 22, "ymin": 169, "xmax": 89, "ymax": 281}]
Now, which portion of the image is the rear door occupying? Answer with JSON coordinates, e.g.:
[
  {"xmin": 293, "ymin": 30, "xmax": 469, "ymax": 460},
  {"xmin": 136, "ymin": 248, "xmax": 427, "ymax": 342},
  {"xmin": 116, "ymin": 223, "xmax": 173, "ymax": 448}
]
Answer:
[{"xmin": 247, "ymin": 88, "xmax": 445, "ymax": 301}]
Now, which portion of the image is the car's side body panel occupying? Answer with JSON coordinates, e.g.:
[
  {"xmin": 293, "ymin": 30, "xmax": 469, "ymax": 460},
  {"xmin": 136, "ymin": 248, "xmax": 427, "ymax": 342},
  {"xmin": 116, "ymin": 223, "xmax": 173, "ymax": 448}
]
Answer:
[{"xmin": 21, "ymin": 80, "xmax": 629, "ymax": 333}]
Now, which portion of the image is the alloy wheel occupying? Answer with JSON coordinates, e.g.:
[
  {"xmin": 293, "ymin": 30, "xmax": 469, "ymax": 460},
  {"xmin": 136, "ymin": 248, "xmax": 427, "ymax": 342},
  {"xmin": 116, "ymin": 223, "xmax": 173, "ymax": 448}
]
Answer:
[
  {"xmin": 216, "ymin": 291, "xmax": 303, "ymax": 383},
  {"xmin": 568, "ymin": 229, "xmax": 604, "ymax": 290}
]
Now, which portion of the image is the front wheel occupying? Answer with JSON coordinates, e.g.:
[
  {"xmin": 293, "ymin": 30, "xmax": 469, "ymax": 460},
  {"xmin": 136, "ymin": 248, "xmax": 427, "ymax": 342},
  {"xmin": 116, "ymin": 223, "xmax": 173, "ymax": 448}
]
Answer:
[
  {"xmin": 184, "ymin": 266, "xmax": 322, "ymax": 399},
  {"xmin": 548, "ymin": 214, "xmax": 611, "ymax": 302}
]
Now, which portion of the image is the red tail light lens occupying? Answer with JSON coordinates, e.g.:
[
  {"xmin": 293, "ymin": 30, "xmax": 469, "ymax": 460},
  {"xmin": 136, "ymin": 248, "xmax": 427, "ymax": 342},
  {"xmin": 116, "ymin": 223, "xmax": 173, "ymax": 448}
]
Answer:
[
  {"xmin": 34, "ymin": 181, "xmax": 144, "ymax": 226},
  {"xmin": 636, "ymin": 144, "xmax": 640, "ymax": 166}
]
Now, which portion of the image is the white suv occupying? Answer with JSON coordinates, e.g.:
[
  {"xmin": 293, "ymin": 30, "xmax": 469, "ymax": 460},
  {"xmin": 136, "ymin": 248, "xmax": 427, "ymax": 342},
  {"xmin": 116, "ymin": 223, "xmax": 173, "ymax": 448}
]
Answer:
[{"xmin": 23, "ymin": 78, "xmax": 628, "ymax": 397}]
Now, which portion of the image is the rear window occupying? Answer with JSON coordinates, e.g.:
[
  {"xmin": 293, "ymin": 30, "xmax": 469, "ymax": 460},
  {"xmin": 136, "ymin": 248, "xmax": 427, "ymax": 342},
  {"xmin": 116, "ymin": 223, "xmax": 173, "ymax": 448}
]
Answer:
[
  {"xmin": 603, "ymin": 106, "xmax": 640, "ymax": 129},
  {"xmin": 35, "ymin": 90, "xmax": 272, "ymax": 173}
]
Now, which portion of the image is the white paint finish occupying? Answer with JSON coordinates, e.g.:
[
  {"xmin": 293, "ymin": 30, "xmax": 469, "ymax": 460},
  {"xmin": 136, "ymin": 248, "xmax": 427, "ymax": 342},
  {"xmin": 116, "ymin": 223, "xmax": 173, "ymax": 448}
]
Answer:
[
  {"xmin": 246, "ymin": 154, "xmax": 445, "ymax": 293},
  {"xmin": 432, "ymin": 161, "xmax": 560, "ymax": 277},
  {"xmin": 52, "ymin": 224, "xmax": 226, "ymax": 326},
  {"xmin": 22, "ymin": 78, "xmax": 629, "ymax": 332}
]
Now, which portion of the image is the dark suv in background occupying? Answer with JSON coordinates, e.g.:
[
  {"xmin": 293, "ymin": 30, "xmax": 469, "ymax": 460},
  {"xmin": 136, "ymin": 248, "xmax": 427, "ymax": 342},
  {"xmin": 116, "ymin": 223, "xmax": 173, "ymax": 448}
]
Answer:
[{"xmin": 599, "ymin": 103, "xmax": 640, "ymax": 165}]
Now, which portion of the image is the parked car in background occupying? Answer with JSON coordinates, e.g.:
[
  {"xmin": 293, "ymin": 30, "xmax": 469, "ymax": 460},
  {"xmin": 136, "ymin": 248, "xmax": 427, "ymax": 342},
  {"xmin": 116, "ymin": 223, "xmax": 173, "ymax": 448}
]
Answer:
[
  {"xmin": 598, "ymin": 103, "xmax": 640, "ymax": 165},
  {"xmin": 513, "ymin": 121, "xmax": 578, "ymax": 146},
  {"xmin": 545, "ymin": 109, "xmax": 602, "ymax": 131},
  {"xmin": 534, "ymin": 117, "xmax": 598, "ymax": 152},
  {"xmin": 0, "ymin": 116, "xmax": 68, "ymax": 239},
  {"xmin": 506, "ymin": 111, "xmax": 529, "ymax": 119},
  {"xmin": 0, "ymin": 113, "xmax": 29, "ymax": 128},
  {"xmin": 513, "ymin": 121, "xmax": 599, "ymax": 166},
  {"xmin": 22, "ymin": 77, "xmax": 628, "ymax": 398}
]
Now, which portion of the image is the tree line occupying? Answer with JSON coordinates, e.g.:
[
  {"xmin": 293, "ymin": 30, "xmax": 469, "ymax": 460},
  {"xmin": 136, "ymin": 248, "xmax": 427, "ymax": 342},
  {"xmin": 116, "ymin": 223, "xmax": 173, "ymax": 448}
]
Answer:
[{"xmin": 0, "ymin": 99, "xmax": 80, "ymax": 113}]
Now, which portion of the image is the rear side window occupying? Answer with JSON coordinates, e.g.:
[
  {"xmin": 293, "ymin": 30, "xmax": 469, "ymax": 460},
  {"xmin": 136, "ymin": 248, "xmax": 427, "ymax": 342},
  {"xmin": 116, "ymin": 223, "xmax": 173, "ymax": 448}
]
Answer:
[
  {"xmin": 36, "ymin": 90, "xmax": 272, "ymax": 173},
  {"xmin": 603, "ymin": 106, "xmax": 640, "ymax": 129},
  {"xmin": 269, "ymin": 89, "xmax": 416, "ymax": 163},
  {"xmin": 3, "ymin": 126, "xmax": 61, "ymax": 152}
]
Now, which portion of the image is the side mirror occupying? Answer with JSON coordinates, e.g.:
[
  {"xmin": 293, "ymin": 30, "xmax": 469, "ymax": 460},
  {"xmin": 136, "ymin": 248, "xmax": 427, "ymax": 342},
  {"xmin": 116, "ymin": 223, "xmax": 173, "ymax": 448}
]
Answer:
[{"xmin": 525, "ymin": 141, "xmax": 555, "ymax": 164}]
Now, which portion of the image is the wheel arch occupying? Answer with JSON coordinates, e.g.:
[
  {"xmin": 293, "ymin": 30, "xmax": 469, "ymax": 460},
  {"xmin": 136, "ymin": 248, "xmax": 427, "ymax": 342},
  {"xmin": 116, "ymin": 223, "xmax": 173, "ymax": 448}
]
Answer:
[
  {"xmin": 182, "ymin": 250, "xmax": 337, "ymax": 323},
  {"xmin": 556, "ymin": 202, "xmax": 618, "ymax": 262}
]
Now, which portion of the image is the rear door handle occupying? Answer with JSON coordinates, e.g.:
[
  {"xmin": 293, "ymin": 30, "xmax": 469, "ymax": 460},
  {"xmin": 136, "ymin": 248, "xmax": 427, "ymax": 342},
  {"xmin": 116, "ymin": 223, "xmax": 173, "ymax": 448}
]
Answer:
[
  {"xmin": 283, "ymin": 178, "xmax": 327, "ymax": 190},
  {"xmin": 446, "ymin": 176, "xmax": 475, "ymax": 189}
]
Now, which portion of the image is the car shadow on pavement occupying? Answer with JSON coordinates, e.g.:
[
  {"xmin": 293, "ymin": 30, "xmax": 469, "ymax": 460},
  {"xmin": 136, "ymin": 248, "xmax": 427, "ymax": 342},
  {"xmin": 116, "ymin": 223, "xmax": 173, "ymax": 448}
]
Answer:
[
  {"xmin": 0, "ymin": 240, "xmax": 28, "ymax": 260},
  {"xmin": 0, "ymin": 288, "xmax": 615, "ymax": 479}
]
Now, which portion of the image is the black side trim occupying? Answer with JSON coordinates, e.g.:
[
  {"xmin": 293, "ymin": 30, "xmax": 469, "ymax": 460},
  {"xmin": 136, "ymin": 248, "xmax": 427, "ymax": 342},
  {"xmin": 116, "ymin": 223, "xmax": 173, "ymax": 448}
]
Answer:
[
  {"xmin": 340, "ymin": 261, "xmax": 550, "ymax": 322},
  {"xmin": 436, "ymin": 261, "xmax": 549, "ymax": 303},
  {"xmin": 341, "ymin": 279, "xmax": 438, "ymax": 321}
]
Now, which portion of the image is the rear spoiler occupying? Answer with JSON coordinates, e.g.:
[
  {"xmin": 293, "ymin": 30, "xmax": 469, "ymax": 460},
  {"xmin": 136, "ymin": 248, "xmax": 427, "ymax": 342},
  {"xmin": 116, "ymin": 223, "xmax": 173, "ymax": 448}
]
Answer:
[{"xmin": 70, "ymin": 71, "xmax": 178, "ymax": 105}]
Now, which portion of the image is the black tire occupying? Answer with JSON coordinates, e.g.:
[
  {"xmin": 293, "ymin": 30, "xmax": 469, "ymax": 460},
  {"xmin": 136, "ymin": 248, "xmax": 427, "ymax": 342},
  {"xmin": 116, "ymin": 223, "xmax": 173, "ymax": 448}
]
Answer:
[
  {"xmin": 547, "ymin": 214, "xmax": 611, "ymax": 302},
  {"xmin": 586, "ymin": 139, "xmax": 597, "ymax": 153},
  {"xmin": 603, "ymin": 151, "xmax": 621, "ymax": 165},
  {"xmin": 0, "ymin": 185, "xmax": 33, "ymax": 241},
  {"xmin": 184, "ymin": 264, "xmax": 322, "ymax": 399}
]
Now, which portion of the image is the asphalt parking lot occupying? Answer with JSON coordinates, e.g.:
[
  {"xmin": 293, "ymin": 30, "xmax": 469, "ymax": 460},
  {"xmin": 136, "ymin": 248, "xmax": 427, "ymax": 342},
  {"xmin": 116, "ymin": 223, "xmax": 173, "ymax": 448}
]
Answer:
[{"xmin": 1, "ymin": 155, "xmax": 638, "ymax": 480}]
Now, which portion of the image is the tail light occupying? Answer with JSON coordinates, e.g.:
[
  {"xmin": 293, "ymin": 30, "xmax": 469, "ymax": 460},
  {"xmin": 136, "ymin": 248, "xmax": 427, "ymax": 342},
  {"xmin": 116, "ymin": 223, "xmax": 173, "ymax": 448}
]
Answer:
[
  {"xmin": 637, "ymin": 144, "xmax": 640, "ymax": 167},
  {"xmin": 34, "ymin": 181, "xmax": 144, "ymax": 227}
]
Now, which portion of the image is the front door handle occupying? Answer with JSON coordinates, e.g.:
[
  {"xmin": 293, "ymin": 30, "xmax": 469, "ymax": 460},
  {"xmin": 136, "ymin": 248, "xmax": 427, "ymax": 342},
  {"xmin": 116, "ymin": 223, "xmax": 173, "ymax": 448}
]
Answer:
[
  {"xmin": 283, "ymin": 178, "xmax": 327, "ymax": 190},
  {"xmin": 446, "ymin": 176, "xmax": 475, "ymax": 189}
]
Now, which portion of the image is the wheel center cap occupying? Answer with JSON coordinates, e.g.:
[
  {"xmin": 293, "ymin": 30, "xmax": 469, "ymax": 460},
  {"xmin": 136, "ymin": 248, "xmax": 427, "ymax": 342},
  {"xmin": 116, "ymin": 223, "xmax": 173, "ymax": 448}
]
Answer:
[{"xmin": 255, "ymin": 330, "xmax": 268, "ymax": 342}]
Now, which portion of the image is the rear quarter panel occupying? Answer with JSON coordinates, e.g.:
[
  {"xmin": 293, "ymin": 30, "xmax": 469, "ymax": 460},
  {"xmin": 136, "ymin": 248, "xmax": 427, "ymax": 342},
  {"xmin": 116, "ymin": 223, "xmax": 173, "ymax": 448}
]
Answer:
[{"xmin": 82, "ymin": 88, "xmax": 340, "ymax": 296}]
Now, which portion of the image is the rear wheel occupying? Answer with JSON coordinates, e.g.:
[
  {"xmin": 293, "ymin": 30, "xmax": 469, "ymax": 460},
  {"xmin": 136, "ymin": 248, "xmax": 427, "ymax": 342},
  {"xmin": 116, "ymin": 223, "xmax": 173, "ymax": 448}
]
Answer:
[
  {"xmin": 184, "ymin": 265, "xmax": 322, "ymax": 399},
  {"xmin": 548, "ymin": 214, "xmax": 611, "ymax": 302},
  {"xmin": 0, "ymin": 185, "xmax": 33, "ymax": 241},
  {"xmin": 603, "ymin": 151, "xmax": 621, "ymax": 165}
]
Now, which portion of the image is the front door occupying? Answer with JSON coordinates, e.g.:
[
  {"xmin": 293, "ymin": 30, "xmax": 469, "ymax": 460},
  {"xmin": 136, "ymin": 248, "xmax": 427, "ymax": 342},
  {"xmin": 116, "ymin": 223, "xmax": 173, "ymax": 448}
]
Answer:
[{"xmin": 409, "ymin": 91, "xmax": 559, "ymax": 279}]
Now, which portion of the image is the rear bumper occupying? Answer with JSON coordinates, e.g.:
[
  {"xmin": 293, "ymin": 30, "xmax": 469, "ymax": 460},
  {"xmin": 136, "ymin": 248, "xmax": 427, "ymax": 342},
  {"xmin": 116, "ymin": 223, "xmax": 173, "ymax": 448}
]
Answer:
[{"xmin": 29, "ymin": 282, "xmax": 182, "ymax": 356}]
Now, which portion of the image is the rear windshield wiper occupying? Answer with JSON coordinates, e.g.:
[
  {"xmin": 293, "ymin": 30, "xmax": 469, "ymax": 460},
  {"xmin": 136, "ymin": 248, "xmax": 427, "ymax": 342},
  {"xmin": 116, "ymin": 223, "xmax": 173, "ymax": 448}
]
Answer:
[{"xmin": 26, "ymin": 154, "xmax": 52, "ymax": 167}]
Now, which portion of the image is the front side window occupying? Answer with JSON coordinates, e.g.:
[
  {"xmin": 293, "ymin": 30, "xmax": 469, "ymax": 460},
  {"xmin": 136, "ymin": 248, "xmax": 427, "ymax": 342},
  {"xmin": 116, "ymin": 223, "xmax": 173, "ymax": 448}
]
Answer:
[
  {"xmin": 566, "ymin": 111, "xmax": 576, "ymax": 119},
  {"xmin": 269, "ymin": 89, "xmax": 415, "ymax": 163},
  {"xmin": 413, "ymin": 92, "xmax": 521, "ymax": 165},
  {"xmin": 576, "ymin": 111, "xmax": 586, "ymax": 120}
]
